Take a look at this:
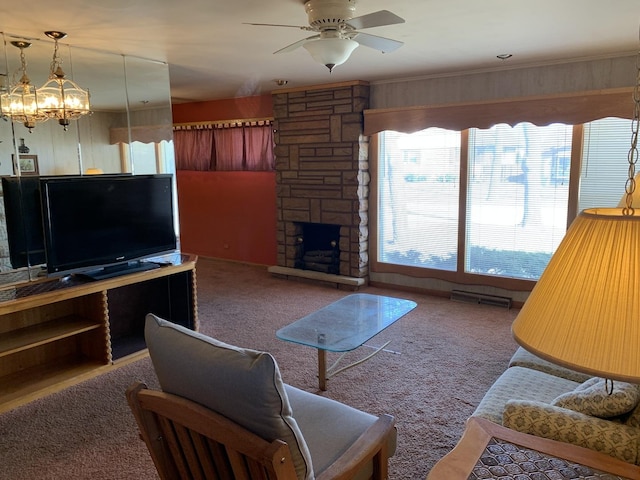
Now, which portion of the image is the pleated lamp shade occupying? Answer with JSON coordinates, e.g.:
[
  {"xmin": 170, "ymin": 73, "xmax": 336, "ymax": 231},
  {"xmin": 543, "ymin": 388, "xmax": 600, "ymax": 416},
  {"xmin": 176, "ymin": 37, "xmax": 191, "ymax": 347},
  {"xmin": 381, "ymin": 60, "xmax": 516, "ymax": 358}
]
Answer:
[{"xmin": 511, "ymin": 207, "xmax": 640, "ymax": 383}]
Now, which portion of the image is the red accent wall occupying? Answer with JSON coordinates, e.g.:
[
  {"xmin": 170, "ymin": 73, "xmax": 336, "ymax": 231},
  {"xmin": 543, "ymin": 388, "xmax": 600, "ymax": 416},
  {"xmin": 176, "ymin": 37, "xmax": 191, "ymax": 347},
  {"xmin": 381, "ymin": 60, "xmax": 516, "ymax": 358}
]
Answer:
[
  {"xmin": 172, "ymin": 95, "xmax": 274, "ymax": 123},
  {"xmin": 173, "ymin": 95, "xmax": 276, "ymax": 265},
  {"xmin": 176, "ymin": 171, "xmax": 277, "ymax": 265}
]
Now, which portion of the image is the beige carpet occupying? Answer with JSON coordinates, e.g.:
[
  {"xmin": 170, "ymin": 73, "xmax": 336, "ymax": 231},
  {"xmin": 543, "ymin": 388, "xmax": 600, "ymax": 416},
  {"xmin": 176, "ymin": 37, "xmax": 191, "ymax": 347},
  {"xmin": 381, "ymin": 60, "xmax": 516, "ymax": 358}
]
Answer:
[{"xmin": 0, "ymin": 257, "xmax": 520, "ymax": 479}]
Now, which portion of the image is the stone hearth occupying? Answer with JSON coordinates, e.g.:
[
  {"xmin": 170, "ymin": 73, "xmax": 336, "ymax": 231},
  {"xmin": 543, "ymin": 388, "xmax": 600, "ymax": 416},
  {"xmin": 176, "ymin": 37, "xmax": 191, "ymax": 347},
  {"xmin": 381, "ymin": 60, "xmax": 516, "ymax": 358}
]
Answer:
[{"xmin": 271, "ymin": 81, "xmax": 370, "ymax": 286}]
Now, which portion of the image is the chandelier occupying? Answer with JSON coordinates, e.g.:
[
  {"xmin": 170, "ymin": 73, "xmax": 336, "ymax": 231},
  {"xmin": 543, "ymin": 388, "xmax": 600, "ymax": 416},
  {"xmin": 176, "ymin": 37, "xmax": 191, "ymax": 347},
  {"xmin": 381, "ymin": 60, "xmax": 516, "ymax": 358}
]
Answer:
[
  {"xmin": 36, "ymin": 31, "xmax": 91, "ymax": 131},
  {"xmin": 0, "ymin": 41, "xmax": 48, "ymax": 132}
]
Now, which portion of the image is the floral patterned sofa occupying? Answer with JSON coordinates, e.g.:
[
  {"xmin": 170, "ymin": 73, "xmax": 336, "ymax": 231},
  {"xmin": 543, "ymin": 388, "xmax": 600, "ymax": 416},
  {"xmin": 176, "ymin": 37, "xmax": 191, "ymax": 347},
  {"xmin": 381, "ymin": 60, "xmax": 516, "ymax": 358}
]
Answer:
[{"xmin": 471, "ymin": 347, "xmax": 640, "ymax": 465}]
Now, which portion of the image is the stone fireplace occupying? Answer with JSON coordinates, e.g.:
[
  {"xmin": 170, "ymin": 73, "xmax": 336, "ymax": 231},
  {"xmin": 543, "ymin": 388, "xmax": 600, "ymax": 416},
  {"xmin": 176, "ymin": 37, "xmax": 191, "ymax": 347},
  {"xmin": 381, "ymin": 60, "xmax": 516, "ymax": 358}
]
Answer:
[{"xmin": 269, "ymin": 81, "xmax": 370, "ymax": 287}]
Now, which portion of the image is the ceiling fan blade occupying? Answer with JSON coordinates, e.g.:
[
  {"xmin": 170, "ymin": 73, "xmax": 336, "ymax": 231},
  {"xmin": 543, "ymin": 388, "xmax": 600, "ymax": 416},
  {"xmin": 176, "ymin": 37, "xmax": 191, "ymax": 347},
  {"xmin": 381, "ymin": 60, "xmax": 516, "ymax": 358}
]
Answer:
[
  {"xmin": 347, "ymin": 10, "xmax": 405, "ymax": 30},
  {"xmin": 274, "ymin": 35, "xmax": 321, "ymax": 54},
  {"xmin": 243, "ymin": 22, "xmax": 308, "ymax": 30},
  {"xmin": 352, "ymin": 32, "xmax": 403, "ymax": 53}
]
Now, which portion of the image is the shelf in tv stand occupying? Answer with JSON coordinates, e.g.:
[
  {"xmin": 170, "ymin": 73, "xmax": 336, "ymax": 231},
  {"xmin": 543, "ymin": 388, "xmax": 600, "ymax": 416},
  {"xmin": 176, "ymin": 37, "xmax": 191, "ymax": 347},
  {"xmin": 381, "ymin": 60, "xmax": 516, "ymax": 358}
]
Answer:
[
  {"xmin": 0, "ymin": 315, "xmax": 102, "ymax": 358},
  {"xmin": 0, "ymin": 358, "xmax": 108, "ymax": 411},
  {"xmin": 0, "ymin": 253, "xmax": 198, "ymax": 414}
]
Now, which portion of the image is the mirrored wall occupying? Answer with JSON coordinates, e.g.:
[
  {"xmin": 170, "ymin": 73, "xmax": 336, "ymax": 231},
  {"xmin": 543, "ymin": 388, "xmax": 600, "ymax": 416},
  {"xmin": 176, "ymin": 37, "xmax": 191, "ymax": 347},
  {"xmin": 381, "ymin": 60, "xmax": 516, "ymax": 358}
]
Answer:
[{"xmin": 0, "ymin": 31, "xmax": 175, "ymax": 284}]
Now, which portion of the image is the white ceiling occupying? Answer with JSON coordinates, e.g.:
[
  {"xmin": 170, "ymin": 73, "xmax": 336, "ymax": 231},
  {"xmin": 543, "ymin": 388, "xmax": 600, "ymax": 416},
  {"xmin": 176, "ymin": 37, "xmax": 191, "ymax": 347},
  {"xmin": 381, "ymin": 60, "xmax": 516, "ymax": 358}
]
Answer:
[{"xmin": 0, "ymin": 0, "xmax": 638, "ymax": 105}]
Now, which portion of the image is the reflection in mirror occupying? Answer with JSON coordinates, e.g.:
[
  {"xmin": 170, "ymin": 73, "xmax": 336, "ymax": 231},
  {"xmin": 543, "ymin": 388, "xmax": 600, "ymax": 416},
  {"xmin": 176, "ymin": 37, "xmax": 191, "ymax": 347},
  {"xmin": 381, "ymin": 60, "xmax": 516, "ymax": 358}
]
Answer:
[
  {"xmin": 0, "ymin": 31, "xmax": 175, "ymax": 285},
  {"xmin": 121, "ymin": 55, "xmax": 174, "ymax": 175}
]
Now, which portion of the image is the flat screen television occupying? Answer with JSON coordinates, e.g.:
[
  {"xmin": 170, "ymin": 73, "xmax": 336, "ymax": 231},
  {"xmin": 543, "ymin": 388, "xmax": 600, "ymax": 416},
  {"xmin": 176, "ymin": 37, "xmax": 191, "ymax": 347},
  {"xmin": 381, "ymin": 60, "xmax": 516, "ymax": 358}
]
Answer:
[
  {"xmin": 39, "ymin": 174, "xmax": 178, "ymax": 279},
  {"xmin": 2, "ymin": 176, "xmax": 46, "ymax": 269}
]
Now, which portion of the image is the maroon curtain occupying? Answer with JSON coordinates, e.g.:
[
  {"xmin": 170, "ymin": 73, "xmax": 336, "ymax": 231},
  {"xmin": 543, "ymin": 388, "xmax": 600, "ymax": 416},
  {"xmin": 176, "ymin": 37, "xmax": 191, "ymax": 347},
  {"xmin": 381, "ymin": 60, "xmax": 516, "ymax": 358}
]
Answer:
[
  {"xmin": 173, "ymin": 128, "xmax": 214, "ymax": 171},
  {"xmin": 174, "ymin": 121, "xmax": 274, "ymax": 171},
  {"xmin": 245, "ymin": 124, "xmax": 275, "ymax": 171},
  {"xmin": 213, "ymin": 127, "xmax": 244, "ymax": 171}
]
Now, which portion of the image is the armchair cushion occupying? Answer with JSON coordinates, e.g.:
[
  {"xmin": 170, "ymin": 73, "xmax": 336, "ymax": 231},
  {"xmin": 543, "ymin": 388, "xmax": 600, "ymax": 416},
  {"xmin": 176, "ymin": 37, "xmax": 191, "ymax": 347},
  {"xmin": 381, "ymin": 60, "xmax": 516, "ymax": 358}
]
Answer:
[
  {"xmin": 503, "ymin": 399, "xmax": 639, "ymax": 465},
  {"xmin": 552, "ymin": 377, "xmax": 640, "ymax": 418},
  {"xmin": 144, "ymin": 314, "xmax": 313, "ymax": 480},
  {"xmin": 285, "ymin": 385, "xmax": 396, "ymax": 479},
  {"xmin": 472, "ymin": 366, "xmax": 579, "ymax": 424},
  {"xmin": 508, "ymin": 347, "xmax": 591, "ymax": 383}
]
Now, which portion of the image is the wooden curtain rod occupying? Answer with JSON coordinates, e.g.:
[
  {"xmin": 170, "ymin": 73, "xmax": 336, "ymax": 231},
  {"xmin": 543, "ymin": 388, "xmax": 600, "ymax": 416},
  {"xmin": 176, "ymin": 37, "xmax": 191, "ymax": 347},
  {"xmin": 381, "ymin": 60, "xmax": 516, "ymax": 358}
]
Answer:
[{"xmin": 173, "ymin": 117, "xmax": 274, "ymax": 128}]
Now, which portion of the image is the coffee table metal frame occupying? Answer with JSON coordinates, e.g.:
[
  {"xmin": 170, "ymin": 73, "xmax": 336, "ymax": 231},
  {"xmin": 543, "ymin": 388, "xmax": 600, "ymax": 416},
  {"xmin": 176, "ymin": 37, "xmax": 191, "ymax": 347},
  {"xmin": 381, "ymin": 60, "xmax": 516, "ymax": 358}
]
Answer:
[{"xmin": 276, "ymin": 293, "xmax": 417, "ymax": 390}]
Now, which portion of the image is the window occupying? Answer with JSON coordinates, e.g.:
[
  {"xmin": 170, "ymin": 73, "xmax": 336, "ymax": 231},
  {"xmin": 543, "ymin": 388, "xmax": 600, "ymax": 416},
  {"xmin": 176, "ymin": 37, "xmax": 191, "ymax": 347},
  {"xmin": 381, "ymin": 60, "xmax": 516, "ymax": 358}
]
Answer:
[
  {"xmin": 376, "ymin": 118, "xmax": 632, "ymax": 285},
  {"xmin": 579, "ymin": 117, "xmax": 633, "ymax": 210},
  {"xmin": 466, "ymin": 123, "xmax": 572, "ymax": 280},
  {"xmin": 378, "ymin": 129, "xmax": 460, "ymax": 271},
  {"xmin": 129, "ymin": 142, "xmax": 159, "ymax": 174}
]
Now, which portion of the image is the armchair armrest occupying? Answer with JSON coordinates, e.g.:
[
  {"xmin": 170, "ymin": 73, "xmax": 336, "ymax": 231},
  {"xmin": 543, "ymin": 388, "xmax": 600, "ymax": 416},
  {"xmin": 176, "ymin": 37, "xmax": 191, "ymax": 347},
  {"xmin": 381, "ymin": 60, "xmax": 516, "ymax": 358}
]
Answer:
[
  {"xmin": 503, "ymin": 400, "xmax": 639, "ymax": 465},
  {"xmin": 316, "ymin": 414, "xmax": 395, "ymax": 480}
]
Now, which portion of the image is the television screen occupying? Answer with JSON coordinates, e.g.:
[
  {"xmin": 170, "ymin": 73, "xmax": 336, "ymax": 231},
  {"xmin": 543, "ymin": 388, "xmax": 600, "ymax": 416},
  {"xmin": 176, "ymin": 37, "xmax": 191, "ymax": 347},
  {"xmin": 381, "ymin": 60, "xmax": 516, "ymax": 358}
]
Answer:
[
  {"xmin": 40, "ymin": 174, "xmax": 177, "ymax": 279},
  {"xmin": 2, "ymin": 176, "xmax": 46, "ymax": 269}
]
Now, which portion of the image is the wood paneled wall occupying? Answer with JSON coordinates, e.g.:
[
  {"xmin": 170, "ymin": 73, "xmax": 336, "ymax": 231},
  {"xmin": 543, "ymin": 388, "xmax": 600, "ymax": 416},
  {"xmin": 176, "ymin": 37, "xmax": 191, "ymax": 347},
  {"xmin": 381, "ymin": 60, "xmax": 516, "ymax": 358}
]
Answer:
[{"xmin": 370, "ymin": 54, "xmax": 636, "ymax": 110}]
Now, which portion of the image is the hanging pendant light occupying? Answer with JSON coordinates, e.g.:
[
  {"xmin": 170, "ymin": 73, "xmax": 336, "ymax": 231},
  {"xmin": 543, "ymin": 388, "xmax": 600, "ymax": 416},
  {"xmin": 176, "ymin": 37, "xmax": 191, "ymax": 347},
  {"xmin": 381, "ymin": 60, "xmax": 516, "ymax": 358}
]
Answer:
[
  {"xmin": 36, "ymin": 31, "xmax": 91, "ymax": 131},
  {"xmin": 0, "ymin": 41, "xmax": 48, "ymax": 132}
]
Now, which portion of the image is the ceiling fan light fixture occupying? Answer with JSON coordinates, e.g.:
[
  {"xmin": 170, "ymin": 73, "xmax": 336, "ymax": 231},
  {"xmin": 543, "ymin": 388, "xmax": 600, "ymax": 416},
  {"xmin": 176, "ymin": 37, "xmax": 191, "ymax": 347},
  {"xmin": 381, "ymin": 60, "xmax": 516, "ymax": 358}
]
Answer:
[{"xmin": 303, "ymin": 37, "xmax": 359, "ymax": 72}]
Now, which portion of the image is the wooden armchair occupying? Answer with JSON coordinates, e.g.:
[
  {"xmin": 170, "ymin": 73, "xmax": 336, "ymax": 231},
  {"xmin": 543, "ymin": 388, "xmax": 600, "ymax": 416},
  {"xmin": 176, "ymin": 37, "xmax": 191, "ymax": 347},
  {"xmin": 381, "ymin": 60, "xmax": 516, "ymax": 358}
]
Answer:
[
  {"xmin": 127, "ymin": 382, "xmax": 298, "ymax": 479},
  {"xmin": 129, "ymin": 314, "xmax": 397, "ymax": 480},
  {"xmin": 127, "ymin": 382, "xmax": 395, "ymax": 480}
]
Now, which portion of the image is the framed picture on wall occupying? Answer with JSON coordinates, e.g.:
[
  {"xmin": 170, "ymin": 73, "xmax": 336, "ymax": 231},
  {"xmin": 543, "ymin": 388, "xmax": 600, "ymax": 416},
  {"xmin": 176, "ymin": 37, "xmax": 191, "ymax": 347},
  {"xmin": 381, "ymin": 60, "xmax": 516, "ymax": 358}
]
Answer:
[{"xmin": 12, "ymin": 155, "xmax": 39, "ymax": 176}]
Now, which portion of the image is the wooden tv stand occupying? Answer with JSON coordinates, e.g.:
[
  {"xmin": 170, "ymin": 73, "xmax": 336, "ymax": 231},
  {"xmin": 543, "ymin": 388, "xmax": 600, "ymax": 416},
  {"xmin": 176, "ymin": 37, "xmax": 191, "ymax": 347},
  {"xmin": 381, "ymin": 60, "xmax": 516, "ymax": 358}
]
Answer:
[{"xmin": 0, "ymin": 254, "xmax": 197, "ymax": 414}]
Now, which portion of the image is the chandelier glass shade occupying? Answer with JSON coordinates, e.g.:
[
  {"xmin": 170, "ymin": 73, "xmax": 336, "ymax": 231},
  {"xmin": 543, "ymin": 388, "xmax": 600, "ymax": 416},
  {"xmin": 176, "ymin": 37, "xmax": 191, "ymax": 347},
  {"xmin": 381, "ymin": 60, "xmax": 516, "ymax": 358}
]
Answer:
[
  {"xmin": 0, "ymin": 41, "xmax": 48, "ymax": 132},
  {"xmin": 37, "ymin": 71, "xmax": 91, "ymax": 129},
  {"xmin": 303, "ymin": 37, "xmax": 359, "ymax": 72},
  {"xmin": 1, "ymin": 32, "xmax": 91, "ymax": 132},
  {"xmin": 36, "ymin": 31, "xmax": 91, "ymax": 130}
]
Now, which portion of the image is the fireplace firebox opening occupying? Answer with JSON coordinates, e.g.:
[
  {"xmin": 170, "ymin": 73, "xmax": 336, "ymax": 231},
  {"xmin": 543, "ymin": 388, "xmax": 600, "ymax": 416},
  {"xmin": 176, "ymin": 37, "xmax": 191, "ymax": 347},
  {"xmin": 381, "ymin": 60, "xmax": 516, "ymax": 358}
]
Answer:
[{"xmin": 295, "ymin": 223, "xmax": 340, "ymax": 274}]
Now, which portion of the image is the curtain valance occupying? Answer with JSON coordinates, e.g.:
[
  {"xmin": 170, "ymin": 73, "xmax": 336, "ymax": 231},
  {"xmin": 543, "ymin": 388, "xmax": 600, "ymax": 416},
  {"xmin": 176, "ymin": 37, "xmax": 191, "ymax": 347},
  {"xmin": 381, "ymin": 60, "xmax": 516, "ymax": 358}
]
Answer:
[
  {"xmin": 109, "ymin": 125, "xmax": 173, "ymax": 144},
  {"xmin": 363, "ymin": 88, "xmax": 634, "ymax": 135}
]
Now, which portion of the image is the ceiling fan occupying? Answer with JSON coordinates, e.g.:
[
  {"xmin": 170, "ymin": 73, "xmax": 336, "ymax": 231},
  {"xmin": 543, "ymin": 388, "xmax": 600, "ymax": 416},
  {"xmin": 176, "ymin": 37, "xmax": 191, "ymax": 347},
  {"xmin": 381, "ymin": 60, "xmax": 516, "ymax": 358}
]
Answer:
[{"xmin": 246, "ymin": 0, "xmax": 405, "ymax": 72}]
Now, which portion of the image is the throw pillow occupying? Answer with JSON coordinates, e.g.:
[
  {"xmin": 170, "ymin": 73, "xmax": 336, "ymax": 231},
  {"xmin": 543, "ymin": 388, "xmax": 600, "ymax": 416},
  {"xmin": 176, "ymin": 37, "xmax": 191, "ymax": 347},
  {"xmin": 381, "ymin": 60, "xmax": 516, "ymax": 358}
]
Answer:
[
  {"xmin": 552, "ymin": 377, "xmax": 640, "ymax": 418},
  {"xmin": 625, "ymin": 401, "xmax": 640, "ymax": 428},
  {"xmin": 144, "ymin": 313, "xmax": 313, "ymax": 480}
]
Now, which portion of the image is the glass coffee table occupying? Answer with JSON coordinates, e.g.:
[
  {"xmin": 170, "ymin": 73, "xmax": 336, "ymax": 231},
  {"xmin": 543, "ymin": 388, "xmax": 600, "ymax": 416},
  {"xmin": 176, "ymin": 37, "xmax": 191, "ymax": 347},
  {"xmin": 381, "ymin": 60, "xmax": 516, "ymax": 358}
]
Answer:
[{"xmin": 276, "ymin": 293, "xmax": 417, "ymax": 390}]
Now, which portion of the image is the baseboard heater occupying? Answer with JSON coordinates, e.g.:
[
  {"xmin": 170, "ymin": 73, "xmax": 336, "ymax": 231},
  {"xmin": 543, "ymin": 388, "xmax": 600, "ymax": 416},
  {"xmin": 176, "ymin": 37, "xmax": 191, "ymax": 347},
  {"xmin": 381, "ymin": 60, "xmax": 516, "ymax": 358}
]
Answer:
[{"xmin": 450, "ymin": 289, "xmax": 512, "ymax": 309}]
